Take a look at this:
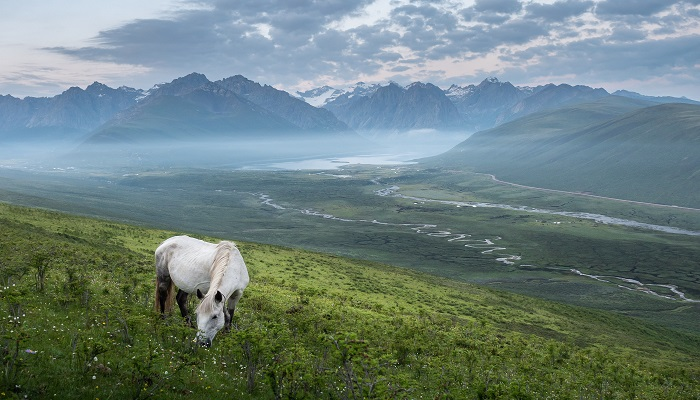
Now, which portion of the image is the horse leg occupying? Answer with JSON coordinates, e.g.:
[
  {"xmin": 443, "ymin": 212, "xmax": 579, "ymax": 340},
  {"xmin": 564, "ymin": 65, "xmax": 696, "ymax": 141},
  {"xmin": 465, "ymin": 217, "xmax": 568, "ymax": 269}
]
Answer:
[
  {"xmin": 176, "ymin": 289, "xmax": 192, "ymax": 327},
  {"xmin": 157, "ymin": 275, "xmax": 172, "ymax": 316},
  {"xmin": 225, "ymin": 289, "xmax": 244, "ymax": 332}
]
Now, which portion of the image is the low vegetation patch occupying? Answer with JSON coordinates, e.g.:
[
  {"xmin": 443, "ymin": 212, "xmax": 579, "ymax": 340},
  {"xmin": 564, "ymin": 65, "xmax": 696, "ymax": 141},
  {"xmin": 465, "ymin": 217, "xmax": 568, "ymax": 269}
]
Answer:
[{"xmin": 1, "ymin": 202, "xmax": 698, "ymax": 398}]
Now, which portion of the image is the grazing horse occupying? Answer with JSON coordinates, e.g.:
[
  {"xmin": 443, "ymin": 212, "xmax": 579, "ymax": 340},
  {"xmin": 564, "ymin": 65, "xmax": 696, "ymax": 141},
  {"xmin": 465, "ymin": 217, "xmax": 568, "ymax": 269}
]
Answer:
[{"xmin": 155, "ymin": 235, "xmax": 249, "ymax": 346}]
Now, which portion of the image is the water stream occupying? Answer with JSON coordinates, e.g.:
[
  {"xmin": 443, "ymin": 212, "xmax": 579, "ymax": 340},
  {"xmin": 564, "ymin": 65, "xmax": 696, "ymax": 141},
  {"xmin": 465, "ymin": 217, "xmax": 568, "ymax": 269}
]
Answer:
[
  {"xmin": 249, "ymin": 180, "xmax": 699, "ymax": 303},
  {"xmin": 376, "ymin": 186, "xmax": 700, "ymax": 237}
]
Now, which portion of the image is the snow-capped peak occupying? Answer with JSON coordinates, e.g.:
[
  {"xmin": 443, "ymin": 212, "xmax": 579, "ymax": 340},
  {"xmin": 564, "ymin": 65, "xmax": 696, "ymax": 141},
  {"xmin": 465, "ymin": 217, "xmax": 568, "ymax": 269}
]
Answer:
[
  {"xmin": 444, "ymin": 84, "xmax": 476, "ymax": 99},
  {"xmin": 295, "ymin": 86, "xmax": 342, "ymax": 107}
]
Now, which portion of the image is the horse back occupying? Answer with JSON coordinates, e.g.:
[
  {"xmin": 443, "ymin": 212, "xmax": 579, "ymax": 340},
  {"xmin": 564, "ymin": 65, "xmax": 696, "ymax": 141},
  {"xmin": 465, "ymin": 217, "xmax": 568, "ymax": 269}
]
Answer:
[{"xmin": 156, "ymin": 235, "xmax": 218, "ymax": 294}]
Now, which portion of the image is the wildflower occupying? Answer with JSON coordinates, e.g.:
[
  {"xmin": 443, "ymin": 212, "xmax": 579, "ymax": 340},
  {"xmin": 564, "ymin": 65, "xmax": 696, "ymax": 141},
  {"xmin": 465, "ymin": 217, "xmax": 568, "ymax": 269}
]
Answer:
[
  {"xmin": 92, "ymin": 376, "xmax": 96, "ymax": 380},
  {"xmin": 24, "ymin": 349, "xmax": 37, "ymax": 354}
]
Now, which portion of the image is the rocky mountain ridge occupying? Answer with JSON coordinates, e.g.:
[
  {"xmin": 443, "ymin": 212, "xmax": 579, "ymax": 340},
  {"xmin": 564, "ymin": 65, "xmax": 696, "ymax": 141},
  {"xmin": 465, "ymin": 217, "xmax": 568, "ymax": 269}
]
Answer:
[
  {"xmin": 0, "ymin": 82, "xmax": 143, "ymax": 141},
  {"xmin": 299, "ymin": 77, "xmax": 698, "ymax": 133},
  {"xmin": 2, "ymin": 73, "xmax": 697, "ymax": 145}
]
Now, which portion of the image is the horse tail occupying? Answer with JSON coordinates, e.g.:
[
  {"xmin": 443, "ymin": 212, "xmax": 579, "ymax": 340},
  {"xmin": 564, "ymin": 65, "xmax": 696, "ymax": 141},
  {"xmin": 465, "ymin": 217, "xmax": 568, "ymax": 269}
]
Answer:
[
  {"xmin": 154, "ymin": 275, "xmax": 176, "ymax": 313},
  {"xmin": 155, "ymin": 249, "xmax": 176, "ymax": 313}
]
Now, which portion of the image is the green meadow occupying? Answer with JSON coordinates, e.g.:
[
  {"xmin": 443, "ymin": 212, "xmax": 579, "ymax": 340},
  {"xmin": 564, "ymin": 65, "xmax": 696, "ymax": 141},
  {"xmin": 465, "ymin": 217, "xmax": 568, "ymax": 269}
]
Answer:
[
  {"xmin": 0, "ymin": 165, "xmax": 698, "ymax": 335},
  {"xmin": 1, "ymin": 202, "xmax": 699, "ymax": 399}
]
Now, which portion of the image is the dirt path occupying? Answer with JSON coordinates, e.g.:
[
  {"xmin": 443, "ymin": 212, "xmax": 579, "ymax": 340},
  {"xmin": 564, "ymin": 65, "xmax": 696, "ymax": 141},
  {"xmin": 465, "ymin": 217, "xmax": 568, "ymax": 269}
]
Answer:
[{"xmin": 481, "ymin": 173, "xmax": 700, "ymax": 212}]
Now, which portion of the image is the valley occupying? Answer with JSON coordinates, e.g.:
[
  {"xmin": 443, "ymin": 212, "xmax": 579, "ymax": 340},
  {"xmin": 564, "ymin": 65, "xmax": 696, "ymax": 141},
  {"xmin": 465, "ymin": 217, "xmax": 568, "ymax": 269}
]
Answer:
[
  {"xmin": 1, "ymin": 162, "xmax": 698, "ymax": 334},
  {"xmin": 1, "ymin": 71, "xmax": 699, "ymax": 396},
  {"xmin": 4, "ymin": 1, "xmax": 700, "ymax": 395}
]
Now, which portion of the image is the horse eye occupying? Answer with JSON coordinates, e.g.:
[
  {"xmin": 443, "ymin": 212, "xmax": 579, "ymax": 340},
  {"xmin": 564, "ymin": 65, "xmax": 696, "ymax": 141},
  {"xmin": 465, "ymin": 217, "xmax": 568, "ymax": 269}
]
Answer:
[{"xmin": 212, "ymin": 316, "xmax": 217, "ymax": 319}]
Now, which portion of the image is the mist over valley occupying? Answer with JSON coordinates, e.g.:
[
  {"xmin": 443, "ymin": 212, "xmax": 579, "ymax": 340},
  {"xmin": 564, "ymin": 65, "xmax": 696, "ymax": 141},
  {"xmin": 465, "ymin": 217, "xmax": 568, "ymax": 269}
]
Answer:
[
  {"xmin": 4, "ymin": 1, "xmax": 700, "ymax": 396},
  {"xmin": 1, "ymin": 73, "xmax": 698, "ymax": 322}
]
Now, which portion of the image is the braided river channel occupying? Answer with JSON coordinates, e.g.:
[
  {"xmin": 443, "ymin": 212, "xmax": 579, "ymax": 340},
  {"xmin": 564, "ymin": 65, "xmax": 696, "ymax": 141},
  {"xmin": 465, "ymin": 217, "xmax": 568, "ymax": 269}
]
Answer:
[{"xmin": 252, "ymin": 175, "xmax": 699, "ymax": 303}]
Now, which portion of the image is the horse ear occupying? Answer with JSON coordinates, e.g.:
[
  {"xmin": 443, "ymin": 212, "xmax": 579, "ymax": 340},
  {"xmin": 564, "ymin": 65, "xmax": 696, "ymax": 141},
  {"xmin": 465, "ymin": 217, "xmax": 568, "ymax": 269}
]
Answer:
[
  {"xmin": 215, "ymin": 291, "xmax": 223, "ymax": 303},
  {"xmin": 197, "ymin": 289, "xmax": 204, "ymax": 299}
]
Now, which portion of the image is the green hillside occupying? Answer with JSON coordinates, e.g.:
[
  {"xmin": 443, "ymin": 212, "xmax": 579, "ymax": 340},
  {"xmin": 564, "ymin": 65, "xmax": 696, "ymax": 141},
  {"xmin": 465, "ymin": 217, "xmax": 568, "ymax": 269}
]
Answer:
[
  {"xmin": 428, "ymin": 98, "xmax": 700, "ymax": 208},
  {"xmin": 1, "ymin": 202, "xmax": 698, "ymax": 398}
]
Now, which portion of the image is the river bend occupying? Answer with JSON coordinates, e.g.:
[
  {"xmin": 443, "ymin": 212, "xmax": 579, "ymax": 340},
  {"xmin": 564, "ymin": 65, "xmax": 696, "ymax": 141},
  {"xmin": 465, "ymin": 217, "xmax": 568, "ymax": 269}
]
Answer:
[{"xmin": 250, "ymin": 183, "xmax": 698, "ymax": 303}]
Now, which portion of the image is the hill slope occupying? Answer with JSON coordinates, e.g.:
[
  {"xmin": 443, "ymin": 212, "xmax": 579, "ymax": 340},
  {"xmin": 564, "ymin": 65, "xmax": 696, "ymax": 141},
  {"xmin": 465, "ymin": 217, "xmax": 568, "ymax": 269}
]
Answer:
[
  {"xmin": 427, "ymin": 98, "xmax": 700, "ymax": 208},
  {"xmin": 1, "ymin": 202, "xmax": 698, "ymax": 398}
]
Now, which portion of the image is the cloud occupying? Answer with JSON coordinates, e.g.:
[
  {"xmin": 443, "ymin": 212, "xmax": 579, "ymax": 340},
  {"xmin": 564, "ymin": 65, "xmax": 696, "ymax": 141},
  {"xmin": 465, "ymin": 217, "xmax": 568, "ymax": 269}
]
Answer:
[
  {"xmin": 595, "ymin": 0, "xmax": 674, "ymax": 16},
  {"xmin": 500, "ymin": 33, "xmax": 700, "ymax": 95},
  {"xmin": 39, "ymin": 0, "xmax": 700, "ymax": 98},
  {"xmin": 526, "ymin": 1, "xmax": 594, "ymax": 22},
  {"xmin": 473, "ymin": 0, "xmax": 523, "ymax": 14}
]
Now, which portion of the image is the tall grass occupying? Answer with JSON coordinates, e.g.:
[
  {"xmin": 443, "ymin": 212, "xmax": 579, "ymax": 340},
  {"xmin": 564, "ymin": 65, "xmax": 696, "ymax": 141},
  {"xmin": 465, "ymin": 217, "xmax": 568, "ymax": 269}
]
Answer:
[{"xmin": 1, "ymin": 203, "xmax": 698, "ymax": 398}]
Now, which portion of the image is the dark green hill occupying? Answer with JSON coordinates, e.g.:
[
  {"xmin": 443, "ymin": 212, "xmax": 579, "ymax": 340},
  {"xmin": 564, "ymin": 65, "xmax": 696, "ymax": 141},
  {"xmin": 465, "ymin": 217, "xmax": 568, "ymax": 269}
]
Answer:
[
  {"xmin": 1, "ymin": 202, "xmax": 699, "ymax": 398},
  {"xmin": 427, "ymin": 98, "xmax": 700, "ymax": 208}
]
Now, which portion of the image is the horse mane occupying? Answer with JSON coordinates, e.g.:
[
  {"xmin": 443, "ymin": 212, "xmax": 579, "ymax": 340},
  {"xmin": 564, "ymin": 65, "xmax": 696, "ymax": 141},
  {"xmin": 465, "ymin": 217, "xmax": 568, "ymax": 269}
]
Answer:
[{"xmin": 196, "ymin": 241, "xmax": 235, "ymax": 314}]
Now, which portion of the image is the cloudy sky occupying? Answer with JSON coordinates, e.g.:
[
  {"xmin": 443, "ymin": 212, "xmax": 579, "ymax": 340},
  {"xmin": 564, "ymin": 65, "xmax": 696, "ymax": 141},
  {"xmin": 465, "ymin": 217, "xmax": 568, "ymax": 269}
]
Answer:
[{"xmin": 2, "ymin": 0, "xmax": 699, "ymax": 99}]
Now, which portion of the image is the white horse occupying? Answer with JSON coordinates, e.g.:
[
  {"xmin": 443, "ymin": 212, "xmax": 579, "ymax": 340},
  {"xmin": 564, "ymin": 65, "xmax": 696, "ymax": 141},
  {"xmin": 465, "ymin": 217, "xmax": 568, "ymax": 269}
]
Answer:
[{"xmin": 155, "ymin": 235, "xmax": 249, "ymax": 347}]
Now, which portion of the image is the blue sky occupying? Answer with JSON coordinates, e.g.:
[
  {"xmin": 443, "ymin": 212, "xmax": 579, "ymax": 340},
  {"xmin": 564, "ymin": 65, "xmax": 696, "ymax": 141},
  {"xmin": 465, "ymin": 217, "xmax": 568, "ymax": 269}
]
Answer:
[{"xmin": 1, "ymin": 0, "xmax": 699, "ymax": 99}]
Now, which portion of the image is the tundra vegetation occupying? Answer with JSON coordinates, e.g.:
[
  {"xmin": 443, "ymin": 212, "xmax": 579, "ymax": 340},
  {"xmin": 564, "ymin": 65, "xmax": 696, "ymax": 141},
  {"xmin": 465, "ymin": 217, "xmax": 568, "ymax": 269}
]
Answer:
[
  {"xmin": 1, "ymin": 202, "xmax": 699, "ymax": 399},
  {"xmin": 1, "ymin": 165, "xmax": 697, "ymax": 333}
]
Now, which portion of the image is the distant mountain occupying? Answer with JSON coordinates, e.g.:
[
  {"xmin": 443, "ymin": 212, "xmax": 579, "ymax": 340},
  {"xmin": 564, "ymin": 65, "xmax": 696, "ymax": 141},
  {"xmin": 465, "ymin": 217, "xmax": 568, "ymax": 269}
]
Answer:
[
  {"xmin": 4, "ymin": 73, "xmax": 698, "ymax": 169},
  {"xmin": 84, "ymin": 73, "xmax": 358, "ymax": 145},
  {"xmin": 445, "ymin": 77, "xmax": 528, "ymax": 131},
  {"xmin": 0, "ymin": 82, "xmax": 142, "ymax": 142},
  {"xmin": 6, "ymin": 74, "xmax": 695, "ymax": 148},
  {"xmin": 146, "ymin": 73, "xmax": 211, "ymax": 97},
  {"xmin": 612, "ymin": 90, "xmax": 700, "ymax": 105},
  {"xmin": 503, "ymin": 83, "xmax": 610, "ymax": 123},
  {"xmin": 296, "ymin": 82, "xmax": 381, "ymax": 108},
  {"xmin": 425, "ymin": 97, "xmax": 700, "ymax": 208},
  {"xmin": 295, "ymin": 86, "xmax": 344, "ymax": 107},
  {"xmin": 300, "ymin": 78, "xmax": 697, "ymax": 134},
  {"xmin": 216, "ymin": 75, "xmax": 350, "ymax": 133},
  {"xmin": 323, "ymin": 82, "xmax": 465, "ymax": 136},
  {"xmin": 86, "ymin": 74, "xmax": 298, "ymax": 144},
  {"xmin": 307, "ymin": 78, "xmax": 611, "ymax": 134},
  {"xmin": 73, "ymin": 73, "xmax": 366, "ymax": 167}
]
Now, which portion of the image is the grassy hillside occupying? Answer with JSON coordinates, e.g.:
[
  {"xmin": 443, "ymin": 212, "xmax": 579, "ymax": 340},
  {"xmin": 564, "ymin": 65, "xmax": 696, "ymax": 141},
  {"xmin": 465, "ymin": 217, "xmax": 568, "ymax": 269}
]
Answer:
[
  {"xmin": 428, "ymin": 98, "xmax": 700, "ymax": 208},
  {"xmin": 1, "ymin": 202, "xmax": 699, "ymax": 398},
  {"xmin": 1, "ymin": 165, "xmax": 699, "ymax": 335}
]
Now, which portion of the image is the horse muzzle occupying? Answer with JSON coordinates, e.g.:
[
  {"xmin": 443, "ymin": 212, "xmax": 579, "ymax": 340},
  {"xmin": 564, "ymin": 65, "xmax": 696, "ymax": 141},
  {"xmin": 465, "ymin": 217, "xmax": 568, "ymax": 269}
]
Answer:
[{"xmin": 196, "ymin": 332, "xmax": 212, "ymax": 347}]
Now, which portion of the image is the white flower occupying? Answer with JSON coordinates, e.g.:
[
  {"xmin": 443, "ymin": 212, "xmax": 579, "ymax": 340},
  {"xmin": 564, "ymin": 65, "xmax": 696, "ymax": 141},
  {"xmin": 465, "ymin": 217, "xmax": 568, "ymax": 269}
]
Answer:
[{"xmin": 92, "ymin": 375, "xmax": 96, "ymax": 380}]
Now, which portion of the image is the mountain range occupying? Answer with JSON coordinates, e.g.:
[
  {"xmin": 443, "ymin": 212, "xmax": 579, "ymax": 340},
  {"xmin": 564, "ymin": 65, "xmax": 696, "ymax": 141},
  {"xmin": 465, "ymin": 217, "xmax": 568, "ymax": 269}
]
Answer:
[
  {"xmin": 1, "ymin": 72, "xmax": 699, "ymax": 181},
  {"xmin": 321, "ymin": 81, "xmax": 465, "ymax": 136},
  {"xmin": 2, "ymin": 73, "xmax": 697, "ymax": 146},
  {"xmin": 425, "ymin": 96, "xmax": 700, "ymax": 208},
  {"xmin": 297, "ymin": 77, "xmax": 698, "ymax": 133},
  {"xmin": 0, "ymin": 82, "xmax": 142, "ymax": 142}
]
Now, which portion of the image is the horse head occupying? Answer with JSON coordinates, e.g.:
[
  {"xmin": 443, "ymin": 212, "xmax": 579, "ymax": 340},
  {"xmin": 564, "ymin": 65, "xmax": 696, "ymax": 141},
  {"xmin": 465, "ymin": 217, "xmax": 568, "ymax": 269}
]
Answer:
[{"xmin": 195, "ymin": 289, "xmax": 226, "ymax": 347}]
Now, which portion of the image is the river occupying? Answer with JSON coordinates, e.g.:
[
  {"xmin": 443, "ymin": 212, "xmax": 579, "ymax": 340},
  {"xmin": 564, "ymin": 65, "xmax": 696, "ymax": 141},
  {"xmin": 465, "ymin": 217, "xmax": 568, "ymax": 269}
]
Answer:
[{"xmin": 251, "ymin": 177, "xmax": 699, "ymax": 303}]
